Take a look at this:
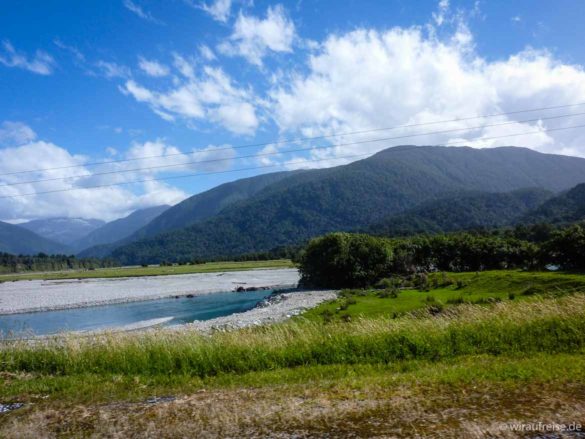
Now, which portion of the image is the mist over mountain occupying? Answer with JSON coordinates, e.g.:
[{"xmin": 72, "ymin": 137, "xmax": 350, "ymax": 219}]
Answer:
[
  {"xmin": 19, "ymin": 218, "xmax": 105, "ymax": 246},
  {"xmin": 73, "ymin": 205, "xmax": 170, "ymax": 253},
  {"xmin": 110, "ymin": 145, "xmax": 585, "ymax": 264}
]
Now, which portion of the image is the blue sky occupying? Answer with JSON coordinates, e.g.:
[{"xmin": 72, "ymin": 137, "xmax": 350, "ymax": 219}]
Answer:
[{"xmin": 1, "ymin": 0, "xmax": 585, "ymax": 221}]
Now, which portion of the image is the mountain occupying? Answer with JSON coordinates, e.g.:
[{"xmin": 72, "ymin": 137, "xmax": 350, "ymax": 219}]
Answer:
[
  {"xmin": 73, "ymin": 205, "xmax": 170, "ymax": 253},
  {"xmin": 20, "ymin": 217, "xmax": 105, "ymax": 246},
  {"xmin": 520, "ymin": 183, "xmax": 585, "ymax": 225},
  {"xmin": 0, "ymin": 221, "xmax": 71, "ymax": 255},
  {"xmin": 128, "ymin": 171, "xmax": 301, "ymax": 240},
  {"xmin": 111, "ymin": 145, "xmax": 585, "ymax": 264},
  {"xmin": 368, "ymin": 188, "xmax": 553, "ymax": 237}
]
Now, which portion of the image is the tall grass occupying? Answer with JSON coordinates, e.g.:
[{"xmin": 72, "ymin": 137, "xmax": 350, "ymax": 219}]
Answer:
[{"xmin": 3, "ymin": 295, "xmax": 585, "ymax": 377}]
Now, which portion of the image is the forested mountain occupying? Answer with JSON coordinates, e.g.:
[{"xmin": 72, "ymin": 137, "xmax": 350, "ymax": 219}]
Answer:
[
  {"xmin": 368, "ymin": 188, "xmax": 553, "ymax": 237},
  {"xmin": 0, "ymin": 221, "xmax": 71, "ymax": 255},
  {"xmin": 128, "ymin": 171, "xmax": 300, "ymax": 240},
  {"xmin": 73, "ymin": 205, "xmax": 169, "ymax": 252},
  {"xmin": 19, "ymin": 217, "xmax": 104, "ymax": 245},
  {"xmin": 519, "ymin": 183, "xmax": 585, "ymax": 225},
  {"xmin": 110, "ymin": 145, "xmax": 585, "ymax": 264}
]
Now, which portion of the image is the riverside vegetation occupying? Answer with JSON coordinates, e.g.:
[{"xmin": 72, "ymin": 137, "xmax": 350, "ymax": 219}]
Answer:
[{"xmin": 2, "ymin": 227, "xmax": 585, "ymax": 436}]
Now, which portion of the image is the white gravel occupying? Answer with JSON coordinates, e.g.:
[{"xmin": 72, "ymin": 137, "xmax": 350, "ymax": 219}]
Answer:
[
  {"xmin": 0, "ymin": 268, "xmax": 300, "ymax": 315},
  {"xmin": 184, "ymin": 290, "xmax": 338, "ymax": 332}
]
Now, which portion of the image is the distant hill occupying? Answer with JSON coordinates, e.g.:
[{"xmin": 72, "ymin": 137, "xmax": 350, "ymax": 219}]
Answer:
[
  {"xmin": 520, "ymin": 183, "xmax": 585, "ymax": 225},
  {"xmin": 20, "ymin": 217, "xmax": 104, "ymax": 246},
  {"xmin": 0, "ymin": 221, "xmax": 71, "ymax": 255},
  {"xmin": 110, "ymin": 145, "xmax": 585, "ymax": 264},
  {"xmin": 368, "ymin": 188, "xmax": 553, "ymax": 237},
  {"xmin": 73, "ymin": 205, "xmax": 170, "ymax": 253}
]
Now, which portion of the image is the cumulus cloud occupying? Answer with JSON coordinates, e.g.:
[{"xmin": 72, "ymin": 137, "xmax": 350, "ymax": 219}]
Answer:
[
  {"xmin": 0, "ymin": 41, "xmax": 56, "ymax": 75},
  {"xmin": 268, "ymin": 24, "xmax": 585, "ymax": 168},
  {"xmin": 121, "ymin": 63, "xmax": 259, "ymax": 134},
  {"xmin": 218, "ymin": 5, "xmax": 296, "ymax": 66},
  {"xmin": 0, "ymin": 131, "xmax": 219, "ymax": 221},
  {"xmin": 138, "ymin": 57, "xmax": 169, "ymax": 77},
  {"xmin": 197, "ymin": 0, "xmax": 232, "ymax": 23}
]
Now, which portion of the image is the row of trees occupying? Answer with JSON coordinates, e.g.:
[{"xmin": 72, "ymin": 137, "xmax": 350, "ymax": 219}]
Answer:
[
  {"xmin": 299, "ymin": 223, "xmax": 585, "ymax": 288},
  {"xmin": 0, "ymin": 253, "xmax": 118, "ymax": 274}
]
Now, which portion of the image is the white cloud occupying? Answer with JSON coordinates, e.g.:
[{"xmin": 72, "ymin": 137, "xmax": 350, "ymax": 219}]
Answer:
[
  {"xmin": 121, "ymin": 64, "xmax": 259, "ymax": 134},
  {"xmin": 123, "ymin": 0, "xmax": 164, "ymax": 24},
  {"xmin": 138, "ymin": 57, "xmax": 169, "ymax": 77},
  {"xmin": 53, "ymin": 39, "xmax": 85, "ymax": 62},
  {"xmin": 199, "ymin": 45, "xmax": 216, "ymax": 61},
  {"xmin": 0, "ymin": 41, "xmax": 56, "ymax": 75},
  {"xmin": 268, "ymin": 24, "xmax": 585, "ymax": 168},
  {"xmin": 0, "ymin": 121, "xmax": 37, "ymax": 147},
  {"xmin": 0, "ymin": 135, "xmax": 194, "ymax": 222},
  {"xmin": 218, "ymin": 5, "xmax": 296, "ymax": 66},
  {"xmin": 96, "ymin": 60, "xmax": 131, "ymax": 79},
  {"xmin": 433, "ymin": 0, "xmax": 450, "ymax": 26},
  {"xmin": 198, "ymin": 0, "xmax": 232, "ymax": 23}
]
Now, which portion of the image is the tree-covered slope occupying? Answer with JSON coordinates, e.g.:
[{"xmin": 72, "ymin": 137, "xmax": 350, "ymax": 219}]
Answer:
[
  {"xmin": 111, "ymin": 145, "xmax": 585, "ymax": 264},
  {"xmin": 129, "ymin": 171, "xmax": 300, "ymax": 240},
  {"xmin": 73, "ymin": 205, "xmax": 169, "ymax": 253},
  {"xmin": 0, "ymin": 221, "xmax": 71, "ymax": 255},
  {"xmin": 368, "ymin": 188, "xmax": 553, "ymax": 237},
  {"xmin": 520, "ymin": 183, "xmax": 585, "ymax": 225}
]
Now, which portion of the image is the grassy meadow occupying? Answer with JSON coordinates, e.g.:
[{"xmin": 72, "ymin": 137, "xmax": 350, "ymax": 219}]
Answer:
[
  {"xmin": 1, "ymin": 270, "xmax": 585, "ymax": 436},
  {"xmin": 303, "ymin": 269, "xmax": 585, "ymax": 321},
  {"xmin": 0, "ymin": 259, "xmax": 295, "ymax": 282}
]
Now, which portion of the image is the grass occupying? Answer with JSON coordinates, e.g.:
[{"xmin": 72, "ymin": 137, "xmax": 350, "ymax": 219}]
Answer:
[
  {"xmin": 2, "ymin": 271, "xmax": 585, "ymax": 436},
  {"xmin": 303, "ymin": 269, "xmax": 585, "ymax": 322},
  {"xmin": 0, "ymin": 259, "xmax": 295, "ymax": 282},
  {"xmin": 2, "ymin": 353, "xmax": 584, "ymax": 437},
  {"xmin": 2, "ymin": 299, "xmax": 585, "ymax": 437},
  {"xmin": 3, "ymin": 293, "xmax": 585, "ymax": 377}
]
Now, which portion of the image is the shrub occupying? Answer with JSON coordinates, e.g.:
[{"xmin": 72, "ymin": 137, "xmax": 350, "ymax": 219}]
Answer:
[{"xmin": 378, "ymin": 288, "xmax": 399, "ymax": 299}]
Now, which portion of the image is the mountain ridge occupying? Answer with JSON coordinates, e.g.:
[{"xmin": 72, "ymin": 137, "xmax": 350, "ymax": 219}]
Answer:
[{"xmin": 110, "ymin": 145, "xmax": 585, "ymax": 264}]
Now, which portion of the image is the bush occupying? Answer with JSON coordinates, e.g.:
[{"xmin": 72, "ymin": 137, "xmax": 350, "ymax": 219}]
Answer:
[
  {"xmin": 299, "ymin": 233, "xmax": 392, "ymax": 288},
  {"xmin": 377, "ymin": 288, "xmax": 399, "ymax": 298}
]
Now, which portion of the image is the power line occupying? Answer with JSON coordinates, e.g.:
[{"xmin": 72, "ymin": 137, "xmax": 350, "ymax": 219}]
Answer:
[
  {"xmin": 1, "ymin": 101, "xmax": 585, "ymax": 177},
  {"xmin": 1, "ymin": 111, "xmax": 584, "ymax": 188},
  {"xmin": 1, "ymin": 123, "xmax": 584, "ymax": 199}
]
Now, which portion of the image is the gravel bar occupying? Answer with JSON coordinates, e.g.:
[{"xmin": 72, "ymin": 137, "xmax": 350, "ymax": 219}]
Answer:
[{"xmin": 0, "ymin": 268, "xmax": 300, "ymax": 315}]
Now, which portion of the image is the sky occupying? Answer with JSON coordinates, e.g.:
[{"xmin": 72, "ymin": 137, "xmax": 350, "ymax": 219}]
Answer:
[{"xmin": 1, "ymin": 0, "xmax": 585, "ymax": 222}]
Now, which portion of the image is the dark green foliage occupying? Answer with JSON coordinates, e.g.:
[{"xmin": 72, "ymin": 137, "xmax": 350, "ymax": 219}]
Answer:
[
  {"xmin": 0, "ymin": 252, "xmax": 117, "ymax": 274},
  {"xmin": 369, "ymin": 188, "xmax": 552, "ymax": 237},
  {"xmin": 520, "ymin": 183, "xmax": 585, "ymax": 225},
  {"xmin": 541, "ymin": 223, "xmax": 585, "ymax": 270},
  {"xmin": 299, "ymin": 233, "xmax": 393, "ymax": 288},
  {"xmin": 110, "ymin": 145, "xmax": 585, "ymax": 264},
  {"xmin": 128, "ymin": 171, "xmax": 299, "ymax": 239}
]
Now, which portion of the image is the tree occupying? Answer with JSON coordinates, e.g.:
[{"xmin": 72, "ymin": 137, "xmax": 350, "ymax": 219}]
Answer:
[{"xmin": 299, "ymin": 233, "xmax": 392, "ymax": 288}]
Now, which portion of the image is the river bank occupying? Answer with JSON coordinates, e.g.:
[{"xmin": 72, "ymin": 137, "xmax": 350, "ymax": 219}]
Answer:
[{"xmin": 0, "ymin": 268, "xmax": 300, "ymax": 315}]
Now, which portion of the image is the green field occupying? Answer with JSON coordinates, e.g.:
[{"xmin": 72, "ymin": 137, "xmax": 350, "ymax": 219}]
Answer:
[
  {"xmin": 303, "ymin": 270, "xmax": 585, "ymax": 321},
  {"xmin": 2, "ymin": 270, "xmax": 585, "ymax": 436},
  {"xmin": 0, "ymin": 259, "xmax": 295, "ymax": 282}
]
